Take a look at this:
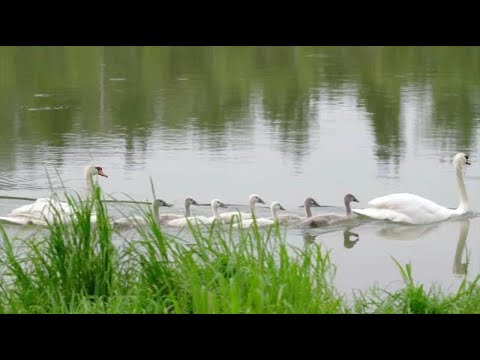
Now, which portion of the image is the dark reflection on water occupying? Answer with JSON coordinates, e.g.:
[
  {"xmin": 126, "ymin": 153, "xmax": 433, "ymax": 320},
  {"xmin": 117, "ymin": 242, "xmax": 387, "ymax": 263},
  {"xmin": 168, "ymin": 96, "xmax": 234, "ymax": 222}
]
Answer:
[
  {"xmin": 2, "ymin": 47, "xmax": 480, "ymax": 172},
  {"xmin": 453, "ymin": 219, "xmax": 469, "ymax": 276}
]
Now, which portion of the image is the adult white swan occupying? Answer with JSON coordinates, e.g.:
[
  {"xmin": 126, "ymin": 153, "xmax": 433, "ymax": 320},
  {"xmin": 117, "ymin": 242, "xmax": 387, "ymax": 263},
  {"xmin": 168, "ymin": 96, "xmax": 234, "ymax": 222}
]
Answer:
[
  {"xmin": 112, "ymin": 199, "xmax": 173, "ymax": 228},
  {"xmin": 302, "ymin": 194, "xmax": 359, "ymax": 228},
  {"xmin": 219, "ymin": 194, "xmax": 266, "ymax": 224},
  {"xmin": 166, "ymin": 199, "xmax": 228, "ymax": 227},
  {"xmin": 233, "ymin": 201, "xmax": 285, "ymax": 229},
  {"xmin": 352, "ymin": 153, "xmax": 470, "ymax": 225},
  {"xmin": 0, "ymin": 165, "xmax": 108, "ymax": 225}
]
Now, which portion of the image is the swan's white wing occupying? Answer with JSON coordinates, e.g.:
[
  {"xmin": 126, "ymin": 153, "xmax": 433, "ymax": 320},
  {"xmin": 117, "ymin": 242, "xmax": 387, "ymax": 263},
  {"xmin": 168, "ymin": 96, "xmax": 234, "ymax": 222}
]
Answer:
[
  {"xmin": 356, "ymin": 193, "xmax": 454, "ymax": 224},
  {"xmin": 167, "ymin": 216, "xmax": 210, "ymax": 227},
  {"xmin": 10, "ymin": 198, "xmax": 73, "ymax": 221},
  {"xmin": 352, "ymin": 208, "xmax": 414, "ymax": 223},
  {"xmin": 219, "ymin": 212, "xmax": 252, "ymax": 224},
  {"xmin": 112, "ymin": 215, "xmax": 147, "ymax": 227},
  {"xmin": 158, "ymin": 214, "xmax": 184, "ymax": 222},
  {"xmin": 233, "ymin": 218, "xmax": 274, "ymax": 228}
]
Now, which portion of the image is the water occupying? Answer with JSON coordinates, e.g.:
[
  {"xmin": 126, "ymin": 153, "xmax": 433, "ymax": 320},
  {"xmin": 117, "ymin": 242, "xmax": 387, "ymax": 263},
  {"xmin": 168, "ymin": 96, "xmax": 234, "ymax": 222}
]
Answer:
[{"xmin": 1, "ymin": 46, "xmax": 480, "ymax": 295}]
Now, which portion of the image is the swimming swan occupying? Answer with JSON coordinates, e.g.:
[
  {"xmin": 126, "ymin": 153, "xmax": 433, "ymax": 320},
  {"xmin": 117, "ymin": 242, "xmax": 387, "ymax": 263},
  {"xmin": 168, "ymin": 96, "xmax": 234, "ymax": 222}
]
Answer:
[
  {"xmin": 302, "ymin": 194, "xmax": 359, "ymax": 228},
  {"xmin": 158, "ymin": 197, "xmax": 199, "ymax": 223},
  {"xmin": 0, "ymin": 165, "xmax": 108, "ymax": 225},
  {"xmin": 112, "ymin": 199, "xmax": 173, "ymax": 228},
  {"xmin": 352, "ymin": 153, "xmax": 470, "ymax": 225},
  {"xmin": 219, "ymin": 194, "xmax": 265, "ymax": 223},
  {"xmin": 277, "ymin": 197, "xmax": 321, "ymax": 225},
  {"xmin": 233, "ymin": 201, "xmax": 285, "ymax": 228},
  {"xmin": 166, "ymin": 199, "xmax": 227, "ymax": 227}
]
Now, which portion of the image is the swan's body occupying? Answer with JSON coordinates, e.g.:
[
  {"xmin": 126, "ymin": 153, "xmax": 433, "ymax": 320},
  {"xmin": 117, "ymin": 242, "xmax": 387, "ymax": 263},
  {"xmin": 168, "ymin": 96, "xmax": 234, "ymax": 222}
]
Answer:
[
  {"xmin": 277, "ymin": 197, "xmax": 321, "ymax": 225},
  {"xmin": 352, "ymin": 153, "xmax": 470, "ymax": 225},
  {"xmin": 303, "ymin": 194, "xmax": 359, "ymax": 228},
  {"xmin": 112, "ymin": 199, "xmax": 173, "ymax": 228},
  {"xmin": 0, "ymin": 165, "xmax": 108, "ymax": 225},
  {"xmin": 233, "ymin": 201, "xmax": 285, "ymax": 228},
  {"xmin": 166, "ymin": 199, "xmax": 227, "ymax": 227},
  {"xmin": 219, "ymin": 194, "xmax": 265, "ymax": 224}
]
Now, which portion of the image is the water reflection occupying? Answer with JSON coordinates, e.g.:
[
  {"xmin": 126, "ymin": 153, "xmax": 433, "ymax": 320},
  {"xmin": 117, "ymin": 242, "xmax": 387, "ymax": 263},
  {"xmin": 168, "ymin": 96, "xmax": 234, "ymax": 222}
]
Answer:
[
  {"xmin": 343, "ymin": 228, "xmax": 360, "ymax": 249},
  {"xmin": 374, "ymin": 222, "xmax": 442, "ymax": 241},
  {"xmin": 453, "ymin": 219, "xmax": 470, "ymax": 276},
  {"xmin": 302, "ymin": 225, "xmax": 360, "ymax": 250},
  {"xmin": 1, "ymin": 47, "xmax": 480, "ymax": 175}
]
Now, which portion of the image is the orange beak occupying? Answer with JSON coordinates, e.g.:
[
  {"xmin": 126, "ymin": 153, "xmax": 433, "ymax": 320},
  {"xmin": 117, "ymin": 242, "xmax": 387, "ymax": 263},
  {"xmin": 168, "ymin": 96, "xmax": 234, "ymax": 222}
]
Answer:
[{"xmin": 98, "ymin": 169, "xmax": 108, "ymax": 178}]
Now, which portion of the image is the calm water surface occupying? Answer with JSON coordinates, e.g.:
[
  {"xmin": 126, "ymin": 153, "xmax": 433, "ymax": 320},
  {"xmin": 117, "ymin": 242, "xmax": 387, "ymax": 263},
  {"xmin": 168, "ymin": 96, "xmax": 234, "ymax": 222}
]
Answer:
[{"xmin": 1, "ymin": 46, "xmax": 480, "ymax": 295}]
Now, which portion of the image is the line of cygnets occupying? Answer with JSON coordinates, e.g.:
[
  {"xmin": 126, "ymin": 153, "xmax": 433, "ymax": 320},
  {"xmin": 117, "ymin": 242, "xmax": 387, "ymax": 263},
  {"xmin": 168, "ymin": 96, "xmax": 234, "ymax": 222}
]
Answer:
[
  {"xmin": 0, "ymin": 153, "xmax": 472, "ymax": 228},
  {"xmin": 112, "ymin": 193, "xmax": 360, "ymax": 229}
]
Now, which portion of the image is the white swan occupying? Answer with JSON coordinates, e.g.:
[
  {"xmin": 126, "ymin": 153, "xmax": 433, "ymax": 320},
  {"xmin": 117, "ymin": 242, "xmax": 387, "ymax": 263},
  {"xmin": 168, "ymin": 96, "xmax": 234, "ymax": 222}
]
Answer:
[
  {"xmin": 0, "ymin": 165, "xmax": 108, "ymax": 225},
  {"xmin": 166, "ymin": 199, "xmax": 228, "ymax": 227},
  {"xmin": 233, "ymin": 201, "xmax": 285, "ymax": 228},
  {"xmin": 219, "ymin": 194, "xmax": 266, "ymax": 224},
  {"xmin": 112, "ymin": 199, "xmax": 173, "ymax": 228},
  {"xmin": 158, "ymin": 197, "xmax": 199, "ymax": 223},
  {"xmin": 277, "ymin": 197, "xmax": 321, "ymax": 225},
  {"xmin": 352, "ymin": 153, "xmax": 470, "ymax": 225},
  {"xmin": 302, "ymin": 194, "xmax": 359, "ymax": 228}
]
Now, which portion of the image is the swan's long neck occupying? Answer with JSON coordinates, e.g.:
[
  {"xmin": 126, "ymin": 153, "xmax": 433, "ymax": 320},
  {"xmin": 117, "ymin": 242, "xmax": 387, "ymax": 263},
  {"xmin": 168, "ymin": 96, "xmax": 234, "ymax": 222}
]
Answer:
[
  {"xmin": 344, "ymin": 198, "xmax": 352, "ymax": 216},
  {"xmin": 304, "ymin": 200, "xmax": 312, "ymax": 217},
  {"xmin": 85, "ymin": 171, "xmax": 95, "ymax": 196},
  {"xmin": 271, "ymin": 206, "xmax": 279, "ymax": 221},
  {"xmin": 185, "ymin": 200, "xmax": 191, "ymax": 217},
  {"xmin": 249, "ymin": 199, "xmax": 257, "ymax": 216},
  {"xmin": 455, "ymin": 164, "xmax": 469, "ymax": 213},
  {"xmin": 152, "ymin": 203, "xmax": 160, "ymax": 226},
  {"xmin": 212, "ymin": 205, "xmax": 221, "ymax": 220}
]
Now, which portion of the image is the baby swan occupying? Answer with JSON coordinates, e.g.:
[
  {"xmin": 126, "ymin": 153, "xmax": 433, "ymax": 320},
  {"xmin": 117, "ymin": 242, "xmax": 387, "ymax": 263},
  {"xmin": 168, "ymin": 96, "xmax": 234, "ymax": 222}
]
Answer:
[
  {"xmin": 277, "ymin": 197, "xmax": 321, "ymax": 225},
  {"xmin": 219, "ymin": 194, "xmax": 266, "ymax": 224},
  {"xmin": 302, "ymin": 194, "xmax": 359, "ymax": 228},
  {"xmin": 233, "ymin": 201, "xmax": 285, "ymax": 228},
  {"xmin": 112, "ymin": 199, "xmax": 173, "ymax": 228},
  {"xmin": 158, "ymin": 197, "xmax": 199, "ymax": 223},
  {"xmin": 166, "ymin": 199, "xmax": 228, "ymax": 227}
]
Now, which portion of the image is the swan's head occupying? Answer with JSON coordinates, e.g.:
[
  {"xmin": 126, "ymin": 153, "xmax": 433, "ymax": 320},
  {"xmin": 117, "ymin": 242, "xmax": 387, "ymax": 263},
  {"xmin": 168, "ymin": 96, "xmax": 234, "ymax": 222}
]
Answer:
[
  {"xmin": 211, "ymin": 199, "xmax": 228, "ymax": 209},
  {"xmin": 344, "ymin": 194, "xmax": 359, "ymax": 203},
  {"xmin": 270, "ymin": 201, "xmax": 285, "ymax": 211},
  {"xmin": 185, "ymin": 197, "xmax": 199, "ymax": 206},
  {"xmin": 84, "ymin": 164, "xmax": 108, "ymax": 178},
  {"xmin": 304, "ymin": 197, "xmax": 321, "ymax": 208},
  {"xmin": 153, "ymin": 199, "xmax": 173, "ymax": 207},
  {"xmin": 453, "ymin": 153, "xmax": 471, "ymax": 167},
  {"xmin": 249, "ymin": 194, "xmax": 266, "ymax": 205}
]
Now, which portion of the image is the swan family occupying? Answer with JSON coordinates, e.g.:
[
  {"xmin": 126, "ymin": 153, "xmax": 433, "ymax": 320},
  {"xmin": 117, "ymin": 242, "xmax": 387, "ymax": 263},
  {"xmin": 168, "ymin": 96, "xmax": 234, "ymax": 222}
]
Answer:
[{"xmin": 0, "ymin": 153, "xmax": 474, "ymax": 229}]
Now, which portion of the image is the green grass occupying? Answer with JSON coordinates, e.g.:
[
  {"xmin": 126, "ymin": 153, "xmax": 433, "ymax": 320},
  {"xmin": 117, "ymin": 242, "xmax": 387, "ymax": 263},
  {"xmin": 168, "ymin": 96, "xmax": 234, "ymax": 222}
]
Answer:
[{"xmin": 1, "ymin": 186, "xmax": 480, "ymax": 314}]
